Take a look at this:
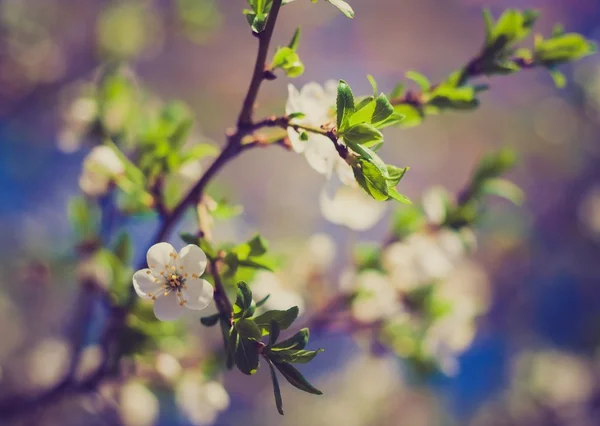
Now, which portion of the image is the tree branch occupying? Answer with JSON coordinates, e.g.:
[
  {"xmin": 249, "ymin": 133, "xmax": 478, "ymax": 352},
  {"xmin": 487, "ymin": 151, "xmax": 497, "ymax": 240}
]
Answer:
[{"xmin": 237, "ymin": 0, "xmax": 284, "ymax": 127}]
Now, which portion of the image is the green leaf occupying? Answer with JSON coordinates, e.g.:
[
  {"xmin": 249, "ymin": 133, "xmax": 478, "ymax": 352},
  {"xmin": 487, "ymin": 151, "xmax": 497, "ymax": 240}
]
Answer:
[
  {"xmin": 269, "ymin": 320, "xmax": 280, "ymax": 346},
  {"xmin": 406, "ymin": 71, "xmax": 430, "ymax": 91},
  {"xmin": 288, "ymin": 26, "xmax": 301, "ymax": 51},
  {"xmin": 235, "ymin": 281, "xmax": 253, "ymax": 313},
  {"xmin": 549, "ymin": 69, "xmax": 566, "ymax": 88},
  {"xmin": 68, "ymin": 196, "xmax": 101, "ymax": 240},
  {"xmin": 254, "ymin": 306, "xmax": 299, "ymax": 334},
  {"xmin": 387, "ymin": 187, "xmax": 412, "ymax": 204},
  {"xmin": 112, "ymin": 232, "xmax": 133, "ymax": 264},
  {"xmin": 248, "ymin": 234, "xmax": 268, "ymax": 256},
  {"xmin": 274, "ymin": 362, "xmax": 323, "ymax": 395},
  {"xmin": 288, "ymin": 112, "xmax": 306, "ymax": 120},
  {"xmin": 367, "ymin": 74, "xmax": 378, "ymax": 96},
  {"xmin": 353, "ymin": 159, "xmax": 389, "ymax": 201},
  {"xmin": 386, "ymin": 165, "xmax": 408, "ymax": 187},
  {"xmin": 534, "ymin": 33, "xmax": 597, "ymax": 65},
  {"xmin": 478, "ymin": 178, "xmax": 524, "ymax": 205},
  {"xmin": 271, "ymin": 47, "xmax": 305, "ymax": 78},
  {"xmin": 336, "ymin": 80, "xmax": 355, "ymax": 131},
  {"xmin": 271, "ymin": 328, "xmax": 309, "ymax": 351},
  {"xmin": 253, "ymin": 296, "xmax": 270, "ymax": 311},
  {"xmin": 473, "ymin": 148, "xmax": 518, "ymax": 183},
  {"xmin": 235, "ymin": 336, "xmax": 260, "ymax": 375},
  {"xmin": 269, "ymin": 348, "xmax": 324, "ymax": 364},
  {"xmin": 226, "ymin": 328, "xmax": 238, "ymax": 370},
  {"xmin": 236, "ymin": 318, "xmax": 263, "ymax": 340},
  {"xmin": 180, "ymin": 143, "xmax": 219, "ymax": 162},
  {"xmin": 326, "ymin": 0, "xmax": 354, "ymax": 18},
  {"xmin": 389, "ymin": 82, "xmax": 404, "ymax": 99},
  {"xmin": 266, "ymin": 357, "xmax": 284, "ymax": 415},
  {"xmin": 341, "ymin": 123, "xmax": 383, "ymax": 147},
  {"xmin": 393, "ymin": 104, "xmax": 423, "ymax": 127},
  {"xmin": 371, "ymin": 93, "xmax": 394, "ymax": 125},
  {"xmin": 237, "ymin": 256, "xmax": 276, "ymax": 271},
  {"xmin": 200, "ymin": 313, "xmax": 220, "ymax": 327},
  {"xmin": 212, "ymin": 200, "xmax": 244, "ymax": 220},
  {"xmin": 428, "ymin": 86, "xmax": 478, "ymax": 111}
]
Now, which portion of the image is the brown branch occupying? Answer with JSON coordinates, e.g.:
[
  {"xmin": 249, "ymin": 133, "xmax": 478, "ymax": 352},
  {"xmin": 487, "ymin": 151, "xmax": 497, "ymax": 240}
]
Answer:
[{"xmin": 237, "ymin": 0, "xmax": 284, "ymax": 127}]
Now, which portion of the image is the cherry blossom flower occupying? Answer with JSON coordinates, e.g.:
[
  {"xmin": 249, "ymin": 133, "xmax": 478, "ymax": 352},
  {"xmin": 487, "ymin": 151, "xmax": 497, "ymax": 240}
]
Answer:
[
  {"xmin": 132, "ymin": 243, "xmax": 214, "ymax": 321},
  {"xmin": 287, "ymin": 81, "xmax": 387, "ymax": 230},
  {"xmin": 286, "ymin": 80, "xmax": 339, "ymax": 176},
  {"xmin": 79, "ymin": 145, "xmax": 125, "ymax": 196}
]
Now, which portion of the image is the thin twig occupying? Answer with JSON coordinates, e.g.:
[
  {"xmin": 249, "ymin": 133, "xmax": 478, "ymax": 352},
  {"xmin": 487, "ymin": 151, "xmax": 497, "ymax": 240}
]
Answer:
[{"xmin": 238, "ymin": 0, "xmax": 284, "ymax": 127}]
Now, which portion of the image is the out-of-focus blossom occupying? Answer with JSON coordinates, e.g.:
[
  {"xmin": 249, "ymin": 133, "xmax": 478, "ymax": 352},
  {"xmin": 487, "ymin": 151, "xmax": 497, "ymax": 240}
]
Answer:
[
  {"xmin": 155, "ymin": 352, "xmax": 182, "ymax": 381},
  {"xmin": 119, "ymin": 381, "xmax": 159, "ymax": 426},
  {"xmin": 251, "ymin": 271, "xmax": 305, "ymax": 315},
  {"xmin": 512, "ymin": 350, "xmax": 594, "ymax": 406},
  {"xmin": 74, "ymin": 344, "xmax": 104, "ymax": 382},
  {"xmin": 306, "ymin": 232, "xmax": 336, "ymax": 269},
  {"xmin": 26, "ymin": 337, "xmax": 70, "ymax": 388},
  {"xmin": 132, "ymin": 243, "xmax": 213, "ymax": 321},
  {"xmin": 345, "ymin": 270, "xmax": 401, "ymax": 323},
  {"xmin": 58, "ymin": 95, "xmax": 99, "ymax": 153},
  {"xmin": 421, "ymin": 186, "xmax": 450, "ymax": 225},
  {"xmin": 275, "ymin": 354, "xmax": 403, "ymax": 426},
  {"xmin": 79, "ymin": 145, "xmax": 125, "ymax": 197},
  {"xmin": 382, "ymin": 229, "xmax": 467, "ymax": 290},
  {"xmin": 320, "ymin": 165, "xmax": 387, "ymax": 230},
  {"xmin": 176, "ymin": 373, "xmax": 230, "ymax": 426}
]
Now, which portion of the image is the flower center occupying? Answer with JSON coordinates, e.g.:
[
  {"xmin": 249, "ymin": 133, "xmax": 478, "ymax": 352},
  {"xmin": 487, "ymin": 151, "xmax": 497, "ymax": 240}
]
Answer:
[{"xmin": 168, "ymin": 273, "xmax": 185, "ymax": 290}]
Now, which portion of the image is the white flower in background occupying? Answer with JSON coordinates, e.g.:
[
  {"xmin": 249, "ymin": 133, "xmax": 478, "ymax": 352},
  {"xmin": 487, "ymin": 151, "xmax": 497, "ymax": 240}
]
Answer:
[
  {"xmin": 79, "ymin": 145, "xmax": 125, "ymax": 196},
  {"xmin": 423, "ymin": 314, "xmax": 476, "ymax": 376},
  {"xmin": 251, "ymin": 271, "xmax": 305, "ymax": 315},
  {"xmin": 286, "ymin": 80, "xmax": 339, "ymax": 176},
  {"xmin": 120, "ymin": 381, "xmax": 159, "ymax": 426},
  {"xmin": 345, "ymin": 270, "xmax": 401, "ymax": 323},
  {"xmin": 132, "ymin": 243, "xmax": 214, "ymax": 321},
  {"xmin": 382, "ymin": 229, "xmax": 467, "ymax": 290},
  {"xmin": 320, "ymin": 162, "xmax": 387, "ymax": 230},
  {"xmin": 176, "ymin": 373, "xmax": 230, "ymax": 426}
]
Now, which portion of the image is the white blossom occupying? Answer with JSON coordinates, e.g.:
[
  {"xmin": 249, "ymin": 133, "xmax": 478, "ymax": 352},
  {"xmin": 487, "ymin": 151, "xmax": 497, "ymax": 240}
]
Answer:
[
  {"xmin": 287, "ymin": 81, "xmax": 387, "ymax": 230},
  {"xmin": 176, "ymin": 373, "xmax": 230, "ymax": 426},
  {"xmin": 251, "ymin": 271, "xmax": 305, "ymax": 315},
  {"xmin": 79, "ymin": 145, "xmax": 125, "ymax": 197},
  {"xmin": 286, "ymin": 80, "xmax": 339, "ymax": 176},
  {"xmin": 320, "ymin": 162, "xmax": 387, "ymax": 230},
  {"xmin": 132, "ymin": 243, "xmax": 214, "ymax": 321},
  {"xmin": 382, "ymin": 229, "xmax": 467, "ymax": 290},
  {"xmin": 346, "ymin": 270, "xmax": 401, "ymax": 323}
]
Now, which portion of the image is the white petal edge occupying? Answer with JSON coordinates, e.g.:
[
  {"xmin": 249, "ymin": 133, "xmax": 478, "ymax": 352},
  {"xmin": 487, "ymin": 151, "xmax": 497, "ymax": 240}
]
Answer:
[
  {"xmin": 133, "ymin": 269, "xmax": 161, "ymax": 299},
  {"xmin": 177, "ymin": 244, "xmax": 207, "ymax": 276},
  {"xmin": 154, "ymin": 292, "xmax": 184, "ymax": 321},
  {"xmin": 304, "ymin": 135, "xmax": 338, "ymax": 176},
  {"xmin": 183, "ymin": 279, "xmax": 214, "ymax": 310},
  {"xmin": 147, "ymin": 242, "xmax": 177, "ymax": 272}
]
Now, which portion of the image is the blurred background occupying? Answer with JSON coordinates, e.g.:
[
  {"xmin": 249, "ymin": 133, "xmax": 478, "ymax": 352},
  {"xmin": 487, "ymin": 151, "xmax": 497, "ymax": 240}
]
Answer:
[{"xmin": 1, "ymin": 0, "xmax": 600, "ymax": 425}]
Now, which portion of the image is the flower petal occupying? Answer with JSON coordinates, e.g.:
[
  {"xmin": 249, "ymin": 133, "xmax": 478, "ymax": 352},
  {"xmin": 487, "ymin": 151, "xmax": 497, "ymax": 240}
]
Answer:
[
  {"xmin": 182, "ymin": 279, "xmax": 214, "ymax": 310},
  {"xmin": 177, "ymin": 245, "xmax": 207, "ymax": 276},
  {"xmin": 319, "ymin": 184, "xmax": 387, "ymax": 231},
  {"xmin": 304, "ymin": 135, "xmax": 338, "ymax": 176},
  {"xmin": 287, "ymin": 128, "xmax": 306, "ymax": 153},
  {"xmin": 285, "ymin": 84, "xmax": 302, "ymax": 116},
  {"xmin": 153, "ymin": 292, "xmax": 184, "ymax": 321},
  {"xmin": 147, "ymin": 242, "xmax": 177, "ymax": 272},
  {"xmin": 132, "ymin": 269, "xmax": 162, "ymax": 299}
]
